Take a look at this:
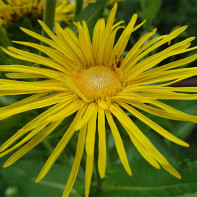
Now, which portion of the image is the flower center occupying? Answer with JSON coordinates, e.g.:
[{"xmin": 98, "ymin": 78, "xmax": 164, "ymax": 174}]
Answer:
[{"xmin": 72, "ymin": 66, "xmax": 122, "ymax": 100}]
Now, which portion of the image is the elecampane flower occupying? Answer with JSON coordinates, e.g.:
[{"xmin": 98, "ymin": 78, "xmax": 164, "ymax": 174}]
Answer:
[
  {"xmin": 85, "ymin": 0, "xmax": 123, "ymax": 6},
  {"xmin": 1, "ymin": 3, "xmax": 197, "ymax": 197},
  {"xmin": 0, "ymin": 0, "xmax": 75, "ymax": 26}
]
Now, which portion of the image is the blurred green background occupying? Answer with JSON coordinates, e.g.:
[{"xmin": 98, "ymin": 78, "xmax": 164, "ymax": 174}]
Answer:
[{"xmin": 0, "ymin": 0, "xmax": 197, "ymax": 196}]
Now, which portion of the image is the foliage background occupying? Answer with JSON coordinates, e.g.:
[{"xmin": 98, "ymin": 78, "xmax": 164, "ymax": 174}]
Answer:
[{"xmin": 0, "ymin": 0, "xmax": 197, "ymax": 196}]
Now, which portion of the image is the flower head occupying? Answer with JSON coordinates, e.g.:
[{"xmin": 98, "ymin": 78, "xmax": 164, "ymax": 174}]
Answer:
[
  {"xmin": 0, "ymin": 0, "xmax": 75, "ymax": 26},
  {"xmin": 1, "ymin": 3, "xmax": 197, "ymax": 197}
]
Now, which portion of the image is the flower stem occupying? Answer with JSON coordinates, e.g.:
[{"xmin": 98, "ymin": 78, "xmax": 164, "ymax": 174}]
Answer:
[
  {"xmin": 42, "ymin": 0, "xmax": 56, "ymax": 37},
  {"xmin": 75, "ymin": 0, "xmax": 83, "ymax": 18}
]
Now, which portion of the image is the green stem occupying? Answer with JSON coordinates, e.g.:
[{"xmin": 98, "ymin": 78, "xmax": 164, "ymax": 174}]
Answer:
[
  {"xmin": 75, "ymin": 0, "xmax": 83, "ymax": 18},
  {"xmin": 42, "ymin": 0, "xmax": 56, "ymax": 37}
]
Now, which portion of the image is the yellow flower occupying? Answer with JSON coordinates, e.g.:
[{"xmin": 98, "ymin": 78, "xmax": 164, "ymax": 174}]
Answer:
[
  {"xmin": 85, "ymin": 0, "xmax": 123, "ymax": 6},
  {"xmin": 0, "ymin": 2, "xmax": 197, "ymax": 197},
  {"xmin": 0, "ymin": 0, "xmax": 75, "ymax": 26}
]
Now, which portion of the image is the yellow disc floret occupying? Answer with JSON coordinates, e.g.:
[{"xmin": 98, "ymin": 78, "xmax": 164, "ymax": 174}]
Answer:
[{"xmin": 72, "ymin": 65, "xmax": 123, "ymax": 100}]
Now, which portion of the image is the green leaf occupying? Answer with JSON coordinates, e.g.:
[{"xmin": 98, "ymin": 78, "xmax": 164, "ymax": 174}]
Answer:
[
  {"xmin": 173, "ymin": 122, "xmax": 196, "ymax": 140},
  {"xmin": 0, "ymin": 159, "xmax": 82, "ymax": 197},
  {"xmin": 69, "ymin": 0, "xmax": 108, "ymax": 36},
  {"xmin": 97, "ymin": 159, "xmax": 197, "ymax": 197},
  {"xmin": 141, "ymin": 0, "xmax": 162, "ymax": 29},
  {"xmin": 179, "ymin": 192, "xmax": 197, "ymax": 197}
]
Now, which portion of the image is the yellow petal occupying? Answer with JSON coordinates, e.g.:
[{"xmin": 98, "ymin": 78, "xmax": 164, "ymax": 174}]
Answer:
[
  {"xmin": 85, "ymin": 104, "xmax": 97, "ymax": 156},
  {"xmin": 106, "ymin": 110, "xmax": 132, "ymax": 176},
  {"xmin": 36, "ymin": 105, "xmax": 86, "ymax": 183},
  {"xmin": 3, "ymin": 119, "xmax": 63, "ymax": 168},
  {"xmin": 85, "ymin": 154, "xmax": 94, "ymax": 197},
  {"xmin": 119, "ymin": 101, "xmax": 189, "ymax": 147},
  {"xmin": 98, "ymin": 106, "xmax": 106, "ymax": 178},
  {"xmin": 62, "ymin": 124, "xmax": 87, "ymax": 197}
]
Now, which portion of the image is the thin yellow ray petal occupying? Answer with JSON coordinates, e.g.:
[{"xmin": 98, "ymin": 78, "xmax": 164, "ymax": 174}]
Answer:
[
  {"xmin": 122, "ymin": 125, "xmax": 160, "ymax": 169},
  {"xmin": 131, "ymin": 102, "xmax": 197, "ymax": 123},
  {"xmin": 149, "ymin": 99, "xmax": 193, "ymax": 115},
  {"xmin": 13, "ymin": 41, "xmax": 72, "ymax": 71},
  {"xmin": 161, "ymin": 163, "xmax": 181, "ymax": 179},
  {"xmin": 134, "ymin": 67, "xmax": 197, "ymax": 85},
  {"xmin": 44, "ymin": 100, "xmax": 82, "ymax": 123},
  {"xmin": 110, "ymin": 104, "xmax": 171, "ymax": 165},
  {"xmin": 119, "ymin": 114, "xmax": 180, "ymax": 177},
  {"xmin": 6, "ymin": 73, "xmax": 46, "ymax": 79},
  {"xmin": 121, "ymin": 85, "xmax": 197, "ymax": 100},
  {"xmin": 63, "ymin": 75, "xmax": 89, "ymax": 103},
  {"xmin": 3, "ymin": 119, "xmax": 64, "ymax": 168},
  {"xmin": 92, "ymin": 19, "xmax": 105, "ymax": 65},
  {"xmin": 0, "ymin": 82, "xmax": 64, "ymax": 92},
  {"xmin": 85, "ymin": 154, "xmax": 94, "ymax": 197},
  {"xmin": 0, "ymin": 123, "xmax": 48, "ymax": 158},
  {"xmin": 0, "ymin": 65, "xmax": 63, "ymax": 80},
  {"xmin": 121, "ymin": 28, "xmax": 157, "ymax": 70},
  {"xmin": 94, "ymin": 3, "xmax": 117, "ymax": 65},
  {"xmin": 0, "ymin": 93, "xmax": 65, "ymax": 120},
  {"xmin": 98, "ymin": 106, "xmax": 106, "ymax": 178},
  {"xmin": 118, "ymin": 101, "xmax": 189, "ymax": 147},
  {"xmin": 132, "ymin": 25, "xmax": 188, "ymax": 61},
  {"xmin": 112, "ymin": 20, "xmax": 125, "ymax": 30},
  {"xmin": 132, "ymin": 35, "xmax": 166, "ymax": 60},
  {"xmin": 36, "ymin": 105, "xmax": 86, "ymax": 183},
  {"xmin": 0, "ymin": 98, "xmax": 75, "ymax": 153},
  {"xmin": 136, "ymin": 92, "xmax": 197, "ymax": 100},
  {"xmin": 1, "ymin": 47, "xmax": 68, "ymax": 73},
  {"xmin": 122, "ymin": 120, "xmax": 182, "ymax": 179},
  {"xmin": 141, "ymin": 54, "xmax": 197, "ymax": 77},
  {"xmin": 104, "ymin": 25, "xmax": 124, "ymax": 65},
  {"xmin": 21, "ymin": 25, "xmax": 77, "ymax": 66},
  {"xmin": 75, "ymin": 103, "xmax": 95, "ymax": 130},
  {"xmin": 55, "ymin": 23, "xmax": 86, "ymax": 66},
  {"xmin": 115, "ymin": 94, "xmax": 197, "ymax": 123},
  {"xmin": 1, "ymin": 92, "xmax": 46, "ymax": 109},
  {"xmin": 112, "ymin": 13, "xmax": 137, "ymax": 59},
  {"xmin": 127, "ymin": 38, "xmax": 196, "ymax": 79},
  {"xmin": 106, "ymin": 110, "xmax": 132, "ymax": 176},
  {"xmin": 66, "ymin": 26, "xmax": 87, "ymax": 63},
  {"xmin": 132, "ymin": 19, "xmax": 146, "ymax": 32},
  {"xmin": 62, "ymin": 124, "xmax": 87, "ymax": 197},
  {"xmin": 123, "ymin": 85, "xmax": 197, "ymax": 93},
  {"xmin": 74, "ymin": 21, "xmax": 94, "ymax": 66},
  {"xmin": 86, "ymin": 104, "xmax": 97, "ymax": 156},
  {"xmin": 9, "ymin": 46, "xmax": 68, "ymax": 72},
  {"xmin": 20, "ymin": 27, "xmax": 57, "ymax": 47},
  {"xmin": 37, "ymin": 20, "xmax": 58, "ymax": 41},
  {"xmin": 0, "ymin": 90, "xmax": 50, "ymax": 96}
]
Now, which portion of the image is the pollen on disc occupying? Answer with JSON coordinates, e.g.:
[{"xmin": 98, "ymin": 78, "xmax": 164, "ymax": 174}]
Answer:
[{"xmin": 72, "ymin": 66, "xmax": 122, "ymax": 100}]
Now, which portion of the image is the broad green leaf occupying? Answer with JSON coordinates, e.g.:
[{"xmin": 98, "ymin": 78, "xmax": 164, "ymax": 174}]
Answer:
[
  {"xmin": 173, "ymin": 122, "xmax": 196, "ymax": 140},
  {"xmin": 179, "ymin": 192, "xmax": 197, "ymax": 197},
  {"xmin": 0, "ymin": 159, "xmax": 82, "ymax": 197},
  {"xmin": 141, "ymin": 0, "xmax": 162, "ymax": 29},
  {"xmin": 97, "ymin": 159, "xmax": 197, "ymax": 197}
]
